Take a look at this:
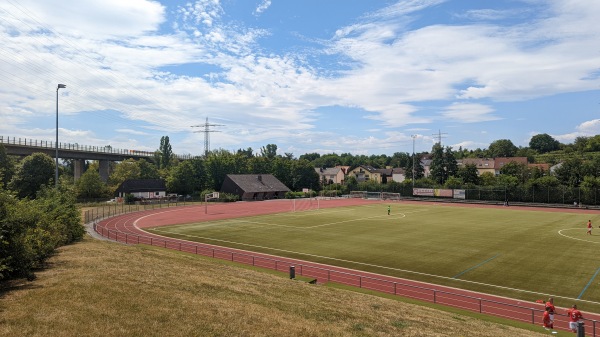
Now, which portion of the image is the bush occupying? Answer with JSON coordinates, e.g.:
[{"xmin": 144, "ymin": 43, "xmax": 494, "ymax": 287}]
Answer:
[
  {"xmin": 219, "ymin": 193, "xmax": 239, "ymax": 202},
  {"xmin": 0, "ymin": 187, "xmax": 83, "ymax": 281}
]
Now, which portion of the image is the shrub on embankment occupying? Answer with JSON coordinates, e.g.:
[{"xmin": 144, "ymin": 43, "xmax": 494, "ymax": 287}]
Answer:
[{"xmin": 0, "ymin": 187, "xmax": 83, "ymax": 281}]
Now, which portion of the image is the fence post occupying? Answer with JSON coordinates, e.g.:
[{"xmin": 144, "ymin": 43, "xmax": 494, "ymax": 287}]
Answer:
[
  {"xmin": 531, "ymin": 309, "xmax": 534, "ymax": 324},
  {"xmin": 394, "ymin": 282, "xmax": 397, "ymax": 295},
  {"xmin": 479, "ymin": 298, "xmax": 482, "ymax": 313},
  {"xmin": 433, "ymin": 290, "xmax": 436, "ymax": 303},
  {"xmin": 359, "ymin": 276, "xmax": 362, "ymax": 288}
]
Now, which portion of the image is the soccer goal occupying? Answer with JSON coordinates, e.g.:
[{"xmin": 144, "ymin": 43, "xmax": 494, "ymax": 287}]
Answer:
[
  {"xmin": 364, "ymin": 192, "xmax": 382, "ymax": 199},
  {"xmin": 349, "ymin": 191, "xmax": 367, "ymax": 199},
  {"xmin": 204, "ymin": 192, "xmax": 220, "ymax": 214},
  {"xmin": 292, "ymin": 197, "xmax": 320, "ymax": 212},
  {"xmin": 381, "ymin": 192, "xmax": 401, "ymax": 201}
]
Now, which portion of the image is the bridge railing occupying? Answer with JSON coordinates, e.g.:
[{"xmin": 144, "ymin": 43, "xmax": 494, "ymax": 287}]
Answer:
[{"xmin": 0, "ymin": 135, "xmax": 195, "ymax": 160}]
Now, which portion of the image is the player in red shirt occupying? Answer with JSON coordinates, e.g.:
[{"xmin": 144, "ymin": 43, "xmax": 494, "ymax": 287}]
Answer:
[
  {"xmin": 545, "ymin": 297, "xmax": 556, "ymax": 326},
  {"xmin": 587, "ymin": 220, "xmax": 593, "ymax": 235},
  {"xmin": 542, "ymin": 307, "xmax": 553, "ymax": 330},
  {"xmin": 567, "ymin": 304, "xmax": 584, "ymax": 332}
]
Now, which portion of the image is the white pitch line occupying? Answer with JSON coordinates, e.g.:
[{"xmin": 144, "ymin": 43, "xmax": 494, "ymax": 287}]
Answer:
[
  {"xmin": 558, "ymin": 228, "xmax": 600, "ymax": 244},
  {"xmin": 150, "ymin": 227, "xmax": 600, "ymax": 305},
  {"xmin": 306, "ymin": 213, "xmax": 407, "ymax": 228}
]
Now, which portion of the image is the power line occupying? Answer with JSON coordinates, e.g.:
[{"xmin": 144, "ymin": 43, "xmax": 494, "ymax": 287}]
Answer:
[{"xmin": 432, "ymin": 129, "xmax": 447, "ymax": 145}]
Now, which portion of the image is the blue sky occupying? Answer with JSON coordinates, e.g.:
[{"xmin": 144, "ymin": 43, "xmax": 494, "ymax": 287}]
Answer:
[{"xmin": 1, "ymin": 0, "xmax": 599, "ymax": 157}]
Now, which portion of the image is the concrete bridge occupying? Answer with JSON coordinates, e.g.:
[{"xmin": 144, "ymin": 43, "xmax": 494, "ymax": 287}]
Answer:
[{"xmin": 1, "ymin": 136, "xmax": 195, "ymax": 182}]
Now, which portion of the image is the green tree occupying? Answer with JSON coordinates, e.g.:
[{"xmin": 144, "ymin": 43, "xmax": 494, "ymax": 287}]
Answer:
[
  {"xmin": 166, "ymin": 161, "xmax": 198, "ymax": 196},
  {"xmin": 205, "ymin": 150, "xmax": 240, "ymax": 190},
  {"xmin": 404, "ymin": 154, "xmax": 424, "ymax": 182},
  {"xmin": 76, "ymin": 170, "xmax": 107, "ymax": 199},
  {"xmin": 457, "ymin": 164, "xmax": 479, "ymax": 185},
  {"xmin": 260, "ymin": 144, "xmax": 278, "ymax": 159},
  {"xmin": 0, "ymin": 144, "xmax": 15, "ymax": 188},
  {"xmin": 299, "ymin": 152, "xmax": 320, "ymax": 163},
  {"xmin": 0, "ymin": 187, "xmax": 82, "ymax": 281},
  {"xmin": 554, "ymin": 157, "xmax": 585, "ymax": 187},
  {"xmin": 138, "ymin": 159, "xmax": 160, "ymax": 179},
  {"xmin": 529, "ymin": 133, "xmax": 560, "ymax": 154},
  {"xmin": 444, "ymin": 147, "xmax": 458, "ymax": 178},
  {"xmin": 236, "ymin": 147, "xmax": 254, "ymax": 158},
  {"xmin": 429, "ymin": 144, "xmax": 446, "ymax": 184},
  {"xmin": 479, "ymin": 172, "xmax": 496, "ymax": 186},
  {"xmin": 108, "ymin": 159, "xmax": 141, "ymax": 188},
  {"xmin": 290, "ymin": 159, "xmax": 320, "ymax": 191},
  {"xmin": 158, "ymin": 136, "xmax": 173, "ymax": 169},
  {"xmin": 499, "ymin": 161, "xmax": 529, "ymax": 184},
  {"xmin": 9, "ymin": 153, "xmax": 55, "ymax": 199},
  {"xmin": 429, "ymin": 145, "xmax": 456, "ymax": 185},
  {"xmin": 488, "ymin": 139, "xmax": 518, "ymax": 157},
  {"xmin": 443, "ymin": 176, "xmax": 463, "ymax": 189},
  {"xmin": 247, "ymin": 156, "xmax": 271, "ymax": 174},
  {"xmin": 529, "ymin": 175, "xmax": 560, "ymax": 189}
]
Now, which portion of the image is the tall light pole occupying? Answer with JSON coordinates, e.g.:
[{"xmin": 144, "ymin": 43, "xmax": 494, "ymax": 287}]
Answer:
[
  {"xmin": 56, "ymin": 84, "xmax": 66, "ymax": 187},
  {"xmin": 411, "ymin": 135, "xmax": 417, "ymax": 189}
]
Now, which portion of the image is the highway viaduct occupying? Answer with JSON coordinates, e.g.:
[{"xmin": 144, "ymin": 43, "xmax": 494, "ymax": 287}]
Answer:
[{"xmin": 1, "ymin": 136, "xmax": 195, "ymax": 182}]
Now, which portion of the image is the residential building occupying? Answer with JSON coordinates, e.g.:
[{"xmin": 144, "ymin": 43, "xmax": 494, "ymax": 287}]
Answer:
[{"xmin": 315, "ymin": 167, "xmax": 345, "ymax": 185}]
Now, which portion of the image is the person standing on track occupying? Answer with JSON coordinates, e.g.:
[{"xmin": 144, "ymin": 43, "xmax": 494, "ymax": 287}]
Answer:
[
  {"xmin": 545, "ymin": 297, "xmax": 556, "ymax": 327},
  {"xmin": 567, "ymin": 304, "xmax": 584, "ymax": 333},
  {"xmin": 542, "ymin": 306, "xmax": 553, "ymax": 330},
  {"xmin": 587, "ymin": 220, "xmax": 593, "ymax": 235}
]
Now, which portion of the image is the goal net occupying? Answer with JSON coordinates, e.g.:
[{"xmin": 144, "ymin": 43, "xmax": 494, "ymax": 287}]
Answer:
[
  {"xmin": 365, "ymin": 192, "xmax": 382, "ymax": 199},
  {"xmin": 349, "ymin": 191, "xmax": 367, "ymax": 199},
  {"xmin": 381, "ymin": 192, "xmax": 401, "ymax": 201},
  {"xmin": 292, "ymin": 197, "xmax": 320, "ymax": 212}
]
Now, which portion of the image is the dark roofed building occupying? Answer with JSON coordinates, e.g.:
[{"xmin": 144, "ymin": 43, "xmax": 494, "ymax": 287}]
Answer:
[
  {"xmin": 115, "ymin": 179, "xmax": 166, "ymax": 199},
  {"xmin": 221, "ymin": 174, "xmax": 290, "ymax": 201}
]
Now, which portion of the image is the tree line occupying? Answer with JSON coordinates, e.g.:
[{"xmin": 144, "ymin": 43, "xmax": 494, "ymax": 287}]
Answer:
[{"xmin": 2, "ymin": 133, "xmax": 600, "ymax": 202}]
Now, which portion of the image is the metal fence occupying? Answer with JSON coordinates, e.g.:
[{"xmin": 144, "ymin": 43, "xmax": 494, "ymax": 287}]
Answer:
[
  {"xmin": 366, "ymin": 184, "xmax": 600, "ymax": 208},
  {"xmin": 87, "ymin": 204, "xmax": 600, "ymax": 336}
]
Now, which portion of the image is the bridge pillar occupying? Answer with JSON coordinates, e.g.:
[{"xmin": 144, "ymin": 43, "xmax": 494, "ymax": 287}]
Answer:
[
  {"xmin": 99, "ymin": 160, "xmax": 110, "ymax": 183},
  {"xmin": 74, "ymin": 159, "xmax": 85, "ymax": 182}
]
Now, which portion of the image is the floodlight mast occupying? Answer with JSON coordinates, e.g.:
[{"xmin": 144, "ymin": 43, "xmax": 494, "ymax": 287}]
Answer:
[
  {"xmin": 56, "ymin": 84, "xmax": 66, "ymax": 187},
  {"xmin": 411, "ymin": 135, "xmax": 417, "ymax": 189}
]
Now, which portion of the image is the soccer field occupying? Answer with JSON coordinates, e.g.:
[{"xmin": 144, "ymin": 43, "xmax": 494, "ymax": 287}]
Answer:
[{"xmin": 146, "ymin": 202, "xmax": 600, "ymax": 308}]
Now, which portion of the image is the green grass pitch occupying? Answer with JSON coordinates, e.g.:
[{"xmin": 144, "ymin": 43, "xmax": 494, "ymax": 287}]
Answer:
[{"xmin": 146, "ymin": 202, "xmax": 600, "ymax": 309}]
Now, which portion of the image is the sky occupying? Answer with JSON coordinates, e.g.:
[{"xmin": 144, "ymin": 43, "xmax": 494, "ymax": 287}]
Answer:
[{"xmin": 0, "ymin": 0, "xmax": 599, "ymax": 158}]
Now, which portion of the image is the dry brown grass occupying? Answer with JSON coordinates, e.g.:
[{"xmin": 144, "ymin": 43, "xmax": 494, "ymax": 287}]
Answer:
[{"xmin": 0, "ymin": 236, "xmax": 547, "ymax": 337}]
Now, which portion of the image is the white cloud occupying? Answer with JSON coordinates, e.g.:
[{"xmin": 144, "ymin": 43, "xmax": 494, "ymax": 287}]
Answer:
[
  {"xmin": 441, "ymin": 103, "xmax": 500, "ymax": 123},
  {"xmin": 1, "ymin": 0, "xmax": 165, "ymax": 39},
  {"xmin": 254, "ymin": 0, "xmax": 272, "ymax": 15},
  {"xmin": 552, "ymin": 119, "xmax": 600, "ymax": 144},
  {"xmin": 1, "ymin": 0, "xmax": 600, "ymax": 155},
  {"xmin": 577, "ymin": 119, "xmax": 600, "ymax": 135}
]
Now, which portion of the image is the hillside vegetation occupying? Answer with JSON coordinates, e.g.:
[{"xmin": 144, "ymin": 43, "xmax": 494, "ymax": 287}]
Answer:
[{"xmin": 0, "ymin": 237, "xmax": 548, "ymax": 337}]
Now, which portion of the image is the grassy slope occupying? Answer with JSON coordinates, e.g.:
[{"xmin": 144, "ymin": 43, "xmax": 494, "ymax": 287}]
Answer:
[{"xmin": 0, "ymin": 237, "xmax": 549, "ymax": 337}]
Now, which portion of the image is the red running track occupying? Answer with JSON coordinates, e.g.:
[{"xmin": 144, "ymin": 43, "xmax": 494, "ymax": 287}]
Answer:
[{"xmin": 94, "ymin": 198, "xmax": 600, "ymax": 336}]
